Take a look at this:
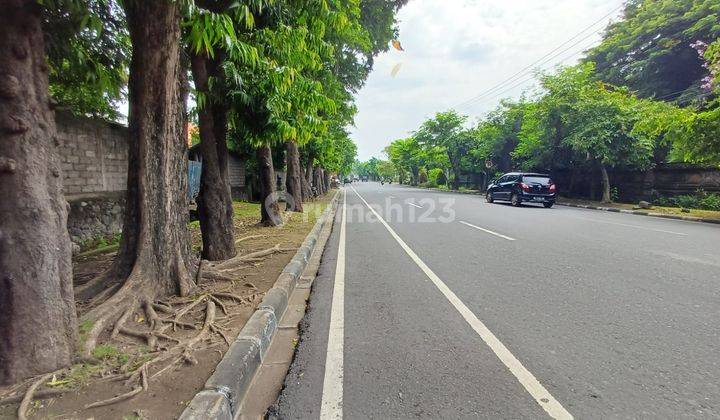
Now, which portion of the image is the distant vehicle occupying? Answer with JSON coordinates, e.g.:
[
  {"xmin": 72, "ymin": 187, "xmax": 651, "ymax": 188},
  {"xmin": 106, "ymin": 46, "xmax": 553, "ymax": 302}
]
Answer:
[
  {"xmin": 344, "ymin": 178, "xmax": 351, "ymax": 184},
  {"xmin": 486, "ymin": 172, "xmax": 556, "ymax": 208}
]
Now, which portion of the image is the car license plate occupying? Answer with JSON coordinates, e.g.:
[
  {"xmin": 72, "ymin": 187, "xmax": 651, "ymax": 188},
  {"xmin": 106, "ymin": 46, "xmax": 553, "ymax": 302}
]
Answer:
[{"xmin": 533, "ymin": 197, "xmax": 544, "ymax": 202}]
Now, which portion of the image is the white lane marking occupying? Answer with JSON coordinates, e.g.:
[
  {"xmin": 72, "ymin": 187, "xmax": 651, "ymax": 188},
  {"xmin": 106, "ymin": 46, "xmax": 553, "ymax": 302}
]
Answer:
[
  {"xmin": 320, "ymin": 189, "xmax": 346, "ymax": 420},
  {"xmin": 571, "ymin": 216, "xmax": 688, "ymax": 236},
  {"xmin": 350, "ymin": 186, "xmax": 572, "ymax": 420},
  {"xmin": 408, "ymin": 201, "xmax": 423, "ymax": 208},
  {"xmin": 388, "ymin": 196, "xmax": 396, "ymax": 199},
  {"xmin": 650, "ymin": 250, "xmax": 720, "ymax": 267},
  {"xmin": 459, "ymin": 221, "xmax": 516, "ymax": 241}
]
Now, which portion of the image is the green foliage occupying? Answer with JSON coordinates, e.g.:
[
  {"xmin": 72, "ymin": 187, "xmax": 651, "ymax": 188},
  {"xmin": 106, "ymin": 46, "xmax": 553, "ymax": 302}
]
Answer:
[
  {"xmin": 586, "ymin": 0, "xmax": 720, "ymax": 104},
  {"xmin": 436, "ymin": 169, "xmax": 447, "ymax": 185},
  {"xmin": 656, "ymin": 190, "xmax": 720, "ymax": 210},
  {"xmin": 417, "ymin": 167, "xmax": 428, "ymax": 184},
  {"xmin": 376, "ymin": 159, "xmax": 396, "ymax": 181},
  {"xmin": 427, "ymin": 168, "xmax": 444, "ymax": 185},
  {"xmin": 41, "ymin": 0, "xmax": 130, "ymax": 120}
]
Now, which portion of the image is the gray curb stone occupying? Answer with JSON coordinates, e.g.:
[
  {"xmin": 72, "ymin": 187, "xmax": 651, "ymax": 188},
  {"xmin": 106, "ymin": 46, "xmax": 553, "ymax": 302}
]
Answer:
[
  {"xmin": 180, "ymin": 191, "xmax": 341, "ymax": 419},
  {"xmin": 178, "ymin": 390, "xmax": 233, "ymax": 420},
  {"xmin": 556, "ymin": 203, "xmax": 720, "ymax": 225}
]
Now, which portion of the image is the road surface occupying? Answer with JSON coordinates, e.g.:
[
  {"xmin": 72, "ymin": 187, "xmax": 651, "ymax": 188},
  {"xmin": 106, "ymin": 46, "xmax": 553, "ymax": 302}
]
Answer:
[{"xmin": 274, "ymin": 182, "xmax": 720, "ymax": 419}]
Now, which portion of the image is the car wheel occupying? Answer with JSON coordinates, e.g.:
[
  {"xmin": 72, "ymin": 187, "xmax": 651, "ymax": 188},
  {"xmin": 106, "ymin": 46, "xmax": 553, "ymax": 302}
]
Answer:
[
  {"xmin": 486, "ymin": 192, "xmax": 494, "ymax": 203},
  {"xmin": 510, "ymin": 193, "xmax": 521, "ymax": 207},
  {"xmin": 543, "ymin": 202, "xmax": 554, "ymax": 208}
]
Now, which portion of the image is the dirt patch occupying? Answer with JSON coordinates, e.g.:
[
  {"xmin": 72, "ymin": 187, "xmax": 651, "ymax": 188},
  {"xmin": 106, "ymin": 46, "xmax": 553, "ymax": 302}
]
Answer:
[{"xmin": 0, "ymin": 193, "xmax": 334, "ymax": 420}]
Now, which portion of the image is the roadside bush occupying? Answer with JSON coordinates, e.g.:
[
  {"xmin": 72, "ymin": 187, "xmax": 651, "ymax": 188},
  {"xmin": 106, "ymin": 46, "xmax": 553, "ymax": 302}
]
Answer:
[
  {"xmin": 419, "ymin": 181, "xmax": 437, "ymax": 188},
  {"xmin": 418, "ymin": 168, "xmax": 428, "ymax": 184},
  {"xmin": 655, "ymin": 190, "xmax": 720, "ymax": 211},
  {"xmin": 436, "ymin": 170, "xmax": 447, "ymax": 186},
  {"xmin": 428, "ymin": 168, "xmax": 443, "ymax": 185}
]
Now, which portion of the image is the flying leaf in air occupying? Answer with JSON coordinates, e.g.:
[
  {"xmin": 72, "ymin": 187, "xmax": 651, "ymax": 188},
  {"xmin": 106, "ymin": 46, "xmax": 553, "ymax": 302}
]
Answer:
[
  {"xmin": 391, "ymin": 62, "xmax": 403, "ymax": 78},
  {"xmin": 391, "ymin": 39, "xmax": 404, "ymax": 51}
]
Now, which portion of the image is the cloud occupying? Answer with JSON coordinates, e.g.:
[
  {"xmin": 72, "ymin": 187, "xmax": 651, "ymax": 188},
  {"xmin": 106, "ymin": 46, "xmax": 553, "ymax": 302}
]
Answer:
[{"xmin": 351, "ymin": 0, "xmax": 625, "ymax": 160}]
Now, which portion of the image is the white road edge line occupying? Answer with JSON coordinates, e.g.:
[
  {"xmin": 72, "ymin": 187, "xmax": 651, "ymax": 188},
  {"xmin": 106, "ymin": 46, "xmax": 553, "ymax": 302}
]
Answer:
[
  {"xmin": 351, "ymin": 186, "xmax": 572, "ymax": 420},
  {"xmin": 572, "ymin": 216, "xmax": 688, "ymax": 236},
  {"xmin": 459, "ymin": 220, "xmax": 516, "ymax": 241},
  {"xmin": 320, "ymin": 189, "xmax": 346, "ymax": 420}
]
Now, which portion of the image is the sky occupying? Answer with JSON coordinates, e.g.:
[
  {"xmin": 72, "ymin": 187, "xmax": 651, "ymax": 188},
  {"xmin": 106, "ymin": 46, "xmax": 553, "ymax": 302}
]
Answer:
[{"xmin": 351, "ymin": 0, "xmax": 625, "ymax": 161}]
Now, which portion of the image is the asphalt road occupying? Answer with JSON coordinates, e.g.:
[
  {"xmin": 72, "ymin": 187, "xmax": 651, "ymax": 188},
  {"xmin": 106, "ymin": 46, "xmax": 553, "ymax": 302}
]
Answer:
[{"xmin": 274, "ymin": 182, "xmax": 720, "ymax": 419}]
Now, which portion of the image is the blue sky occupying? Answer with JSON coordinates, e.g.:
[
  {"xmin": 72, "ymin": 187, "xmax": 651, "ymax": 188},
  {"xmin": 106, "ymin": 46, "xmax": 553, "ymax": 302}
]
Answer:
[{"xmin": 351, "ymin": 0, "xmax": 625, "ymax": 160}]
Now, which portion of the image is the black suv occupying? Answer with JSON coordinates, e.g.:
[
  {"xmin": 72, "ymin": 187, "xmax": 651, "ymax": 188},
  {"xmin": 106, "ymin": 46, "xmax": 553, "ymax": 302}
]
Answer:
[{"xmin": 486, "ymin": 172, "xmax": 556, "ymax": 208}]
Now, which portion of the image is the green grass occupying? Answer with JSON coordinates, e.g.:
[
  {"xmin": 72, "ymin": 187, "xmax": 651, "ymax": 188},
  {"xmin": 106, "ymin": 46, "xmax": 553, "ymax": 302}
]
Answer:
[
  {"xmin": 92, "ymin": 344, "xmax": 129, "ymax": 365},
  {"xmin": 233, "ymin": 201, "xmax": 262, "ymax": 218}
]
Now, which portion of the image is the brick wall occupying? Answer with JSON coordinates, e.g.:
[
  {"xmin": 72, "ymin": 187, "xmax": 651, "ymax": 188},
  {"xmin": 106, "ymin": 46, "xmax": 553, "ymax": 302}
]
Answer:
[{"xmin": 56, "ymin": 111, "xmax": 128, "ymax": 197}]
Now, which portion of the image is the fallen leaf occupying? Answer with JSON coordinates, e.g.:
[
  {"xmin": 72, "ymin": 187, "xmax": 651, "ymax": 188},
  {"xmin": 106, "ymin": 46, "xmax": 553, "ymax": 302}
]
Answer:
[{"xmin": 391, "ymin": 39, "xmax": 404, "ymax": 51}]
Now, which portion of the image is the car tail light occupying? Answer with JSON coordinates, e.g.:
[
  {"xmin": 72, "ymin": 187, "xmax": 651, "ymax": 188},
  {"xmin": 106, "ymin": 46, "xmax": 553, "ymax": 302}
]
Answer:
[
  {"xmin": 549, "ymin": 183, "xmax": 556, "ymax": 193},
  {"xmin": 520, "ymin": 183, "xmax": 530, "ymax": 192}
]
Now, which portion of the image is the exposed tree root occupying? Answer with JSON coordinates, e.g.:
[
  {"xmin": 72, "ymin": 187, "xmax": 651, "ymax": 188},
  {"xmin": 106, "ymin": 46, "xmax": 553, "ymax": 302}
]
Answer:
[
  {"xmin": 18, "ymin": 372, "xmax": 56, "ymax": 420},
  {"xmin": 234, "ymin": 234, "xmax": 263, "ymax": 244},
  {"xmin": 84, "ymin": 364, "xmax": 148, "ymax": 409},
  {"xmin": 214, "ymin": 244, "xmax": 283, "ymax": 270},
  {"xmin": 0, "ymin": 389, "xmax": 65, "ymax": 406}
]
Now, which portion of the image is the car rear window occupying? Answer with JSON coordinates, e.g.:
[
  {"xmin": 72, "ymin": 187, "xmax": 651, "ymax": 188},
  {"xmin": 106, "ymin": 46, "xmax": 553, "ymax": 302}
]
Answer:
[{"xmin": 522, "ymin": 176, "xmax": 551, "ymax": 185}]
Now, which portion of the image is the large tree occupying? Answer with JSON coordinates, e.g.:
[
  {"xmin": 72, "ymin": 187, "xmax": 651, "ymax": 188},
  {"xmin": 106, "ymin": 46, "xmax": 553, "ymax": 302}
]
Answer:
[
  {"xmin": 185, "ymin": 1, "xmax": 254, "ymax": 259},
  {"xmin": 415, "ymin": 110, "xmax": 476, "ymax": 189},
  {"xmin": 0, "ymin": 0, "xmax": 78, "ymax": 384},
  {"xmin": 586, "ymin": 0, "xmax": 720, "ymax": 105},
  {"xmin": 79, "ymin": 0, "xmax": 196, "ymax": 356}
]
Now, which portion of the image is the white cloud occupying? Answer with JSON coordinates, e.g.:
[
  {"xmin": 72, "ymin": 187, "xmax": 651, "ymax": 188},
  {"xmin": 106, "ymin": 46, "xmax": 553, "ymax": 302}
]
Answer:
[{"xmin": 351, "ymin": 0, "xmax": 625, "ymax": 160}]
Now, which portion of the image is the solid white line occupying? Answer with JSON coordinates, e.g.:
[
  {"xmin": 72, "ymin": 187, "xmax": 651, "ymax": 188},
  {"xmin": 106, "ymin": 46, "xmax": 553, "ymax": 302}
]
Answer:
[
  {"xmin": 320, "ymin": 189, "xmax": 346, "ymax": 420},
  {"xmin": 350, "ymin": 186, "xmax": 572, "ymax": 420},
  {"xmin": 571, "ymin": 216, "xmax": 688, "ymax": 236},
  {"xmin": 408, "ymin": 202, "xmax": 423, "ymax": 208},
  {"xmin": 459, "ymin": 220, "xmax": 516, "ymax": 241}
]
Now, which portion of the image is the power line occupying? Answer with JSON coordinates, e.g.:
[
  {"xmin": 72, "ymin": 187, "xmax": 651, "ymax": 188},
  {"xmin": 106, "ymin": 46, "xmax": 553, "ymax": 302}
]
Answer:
[
  {"xmin": 452, "ymin": 4, "xmax": 623, "ymax": 110},
  {"xmin": 457, "ymin": 36, "xmax": 607, "ymax": 111}
]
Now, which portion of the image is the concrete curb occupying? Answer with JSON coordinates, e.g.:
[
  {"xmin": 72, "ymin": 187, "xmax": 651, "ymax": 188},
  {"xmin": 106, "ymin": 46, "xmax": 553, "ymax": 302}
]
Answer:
[
  {"xmin": 556, "ymin": 203, "xmax": 720, "ymax": 225},
  {"xmin": 397, "ymin": 184, "xmax": 720, "ymax": 225},
  {"xmin": 179, "ymin": 192, "xmax": 341, "ymax": 420}
]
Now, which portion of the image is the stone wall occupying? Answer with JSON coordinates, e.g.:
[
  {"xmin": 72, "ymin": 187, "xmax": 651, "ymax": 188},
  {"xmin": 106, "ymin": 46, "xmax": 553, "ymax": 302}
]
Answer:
[
  {"xmin": 66, "ymin": 192, "xmax": 125, "ymax": 250},
  {"xmin": 551, "ymin": 164, "xmax": 720, "ymax": 202}
]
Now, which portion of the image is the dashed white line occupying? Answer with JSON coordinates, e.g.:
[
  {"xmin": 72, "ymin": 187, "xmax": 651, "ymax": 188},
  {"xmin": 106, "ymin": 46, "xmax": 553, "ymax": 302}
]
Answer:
[
  {"xmin": 351, "ymin": 186, "xmax": 572, "ymax": 420},
  {"xmin": 571, "ymin": 216, "xmax": 688, "ymax": 236},
  {"xmin": 320, "ymin": 189, "xmax": 346, "ymax": 420},
  {"xmin": 460, "ymin": 221, "xmax": 516, "ymax": 241}
]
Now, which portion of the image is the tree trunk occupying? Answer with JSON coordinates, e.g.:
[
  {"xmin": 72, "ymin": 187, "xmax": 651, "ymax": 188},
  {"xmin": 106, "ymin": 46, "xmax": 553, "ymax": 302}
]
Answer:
[
  {"xmin": 451, "ymin": 164, "xmax": 461, "ymax": 190},
  {"xmin": 285, "ymin": 141, "xmax": 304, "ymax": 212},
  {"xmin": 0, "ymin": 0, "xmax": 77, "ymax": 385},
  {"xmin": 323, "ymin": 170, "xmax": 331, "ymax": 192},
  {"xmin": 304, "ymin": 151, "xmax": 315, "ymax": 198},
  {"xmin": 257, "ymin": 144, "xmax": 282, "ymax": 226},
  {"xmin": 600, "ymin": 163, "xmax": 612, "ymax": 203},
  {"xmin": 78, "ymin": 0, "xmax": 196, "ymax": 356},
  {"xmin": 300, "ymin": 165, "xmax": 312, "ymax": 201},
  {"xmin": 314, "ymin": 166, "xmax": 324, "ymax": 196},
  {"xmin": 191, "ymin": 51, "xmax": 236, "ymax": 260}
]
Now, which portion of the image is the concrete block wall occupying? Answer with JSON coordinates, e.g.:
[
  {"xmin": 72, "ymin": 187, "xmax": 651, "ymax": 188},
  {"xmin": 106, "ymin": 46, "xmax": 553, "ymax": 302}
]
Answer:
[{"xmin": 56, "ymin": 111, "xmax": 128, "ymax": 197}]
